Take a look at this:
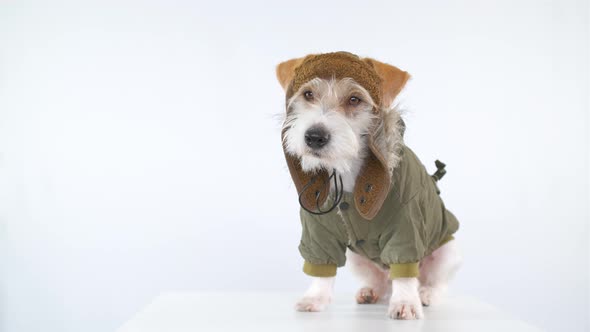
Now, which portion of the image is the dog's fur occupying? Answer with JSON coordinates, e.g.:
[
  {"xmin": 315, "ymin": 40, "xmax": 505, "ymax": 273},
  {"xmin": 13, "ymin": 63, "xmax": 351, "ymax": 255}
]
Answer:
[{"xmin": 281, "ymin": 77, "xmax": 462, "ymax": 320}]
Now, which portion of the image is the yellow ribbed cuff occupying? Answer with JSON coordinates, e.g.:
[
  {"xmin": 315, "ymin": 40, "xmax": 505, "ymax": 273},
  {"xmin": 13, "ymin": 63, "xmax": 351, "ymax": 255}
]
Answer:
[
  {"xmin": 389, "ymin": 263, "xmax": 420, "ymax": 279},
  {"xmin": 303, "ymin": 261, "xmax": 337, "ymax": 277}
]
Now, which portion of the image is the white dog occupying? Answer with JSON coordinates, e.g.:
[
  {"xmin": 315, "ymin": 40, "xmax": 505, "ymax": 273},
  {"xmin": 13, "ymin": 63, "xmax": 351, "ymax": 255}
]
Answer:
[{"xmin": 277, "ymin": 52, "xmax": 462, "ymax": 320}]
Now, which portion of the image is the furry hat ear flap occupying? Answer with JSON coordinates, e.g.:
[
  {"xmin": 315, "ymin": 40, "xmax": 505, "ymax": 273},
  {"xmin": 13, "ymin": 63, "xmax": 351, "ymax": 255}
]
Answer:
[
  {"xmin": 277, "ymin": 55, "xmax": 329, "ymax": 214},
  {"xmin": 352, "ymin": 58, "xmax": 410, "ymax": 219}
]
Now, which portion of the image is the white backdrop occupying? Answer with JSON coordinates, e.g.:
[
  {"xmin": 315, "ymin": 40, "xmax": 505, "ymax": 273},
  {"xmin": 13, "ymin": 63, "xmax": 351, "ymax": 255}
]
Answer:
[{"xmin": 0, "ymin": 1, "xmax": 588, "ymax": 331}]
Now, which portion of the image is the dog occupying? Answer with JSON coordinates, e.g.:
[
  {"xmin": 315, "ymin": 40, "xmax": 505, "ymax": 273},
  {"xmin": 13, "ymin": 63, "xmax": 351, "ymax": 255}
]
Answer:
[{"xmin": 276, "ymin": 52, "xmax": 462, "ymax": 320}]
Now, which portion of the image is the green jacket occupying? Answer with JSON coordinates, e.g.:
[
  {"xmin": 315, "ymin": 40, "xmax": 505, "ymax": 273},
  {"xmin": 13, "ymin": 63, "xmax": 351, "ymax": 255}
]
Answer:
[{"xmin": 299, "ymin": 146, "xmax": 460, "ymax": 279}]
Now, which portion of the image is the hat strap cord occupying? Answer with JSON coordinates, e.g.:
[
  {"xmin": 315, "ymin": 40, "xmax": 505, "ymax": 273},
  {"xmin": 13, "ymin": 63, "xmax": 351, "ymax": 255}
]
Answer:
[{"xmin": 298, "ymin": 169, "xmax": 343, "ymax": 215}]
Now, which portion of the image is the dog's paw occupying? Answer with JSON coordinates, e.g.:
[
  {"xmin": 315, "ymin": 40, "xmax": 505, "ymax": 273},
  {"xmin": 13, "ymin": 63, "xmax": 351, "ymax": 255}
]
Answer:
[
  {"xmin": 295, "ymin": 296, "xmax": 330, "ymax": 312},
  {"xmin": 419, "ymin": 285, "xmax": 443, "ymax": 306},
  {"xmin": 355, "ymin": 287, "xmax": 380, "ymax": 304},
  {"xmin": 388, "ymin": 300, "xmax": 424, "ymax": 320}
]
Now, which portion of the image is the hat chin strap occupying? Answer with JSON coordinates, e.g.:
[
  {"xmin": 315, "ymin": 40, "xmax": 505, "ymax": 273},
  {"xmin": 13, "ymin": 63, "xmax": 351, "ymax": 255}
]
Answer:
[{"xmin": 298, "ymin": 169, "xmax": 344, "ymax": 215}]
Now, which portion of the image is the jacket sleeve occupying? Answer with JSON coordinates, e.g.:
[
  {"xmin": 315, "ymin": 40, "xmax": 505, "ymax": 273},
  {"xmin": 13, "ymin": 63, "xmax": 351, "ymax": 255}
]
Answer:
[
  {"xmin": 298, "ymin": 208, "xmax": 347, "ymax": 277},
  {"xmin": 380, "ymin": 194, "xmax": 427, "ymax": 279}
]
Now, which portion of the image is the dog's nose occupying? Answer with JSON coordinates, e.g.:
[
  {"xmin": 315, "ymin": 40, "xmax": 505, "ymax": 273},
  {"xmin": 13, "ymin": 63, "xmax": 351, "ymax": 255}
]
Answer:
[{"xmin": 304, "ymin": 126, "xmax": 330, "ymax": 149}]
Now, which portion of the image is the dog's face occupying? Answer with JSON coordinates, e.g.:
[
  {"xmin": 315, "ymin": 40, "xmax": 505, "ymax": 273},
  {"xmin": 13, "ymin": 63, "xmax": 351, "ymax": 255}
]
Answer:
[{"xmin": 282, "ymin": 78, "xmax": 376, "ymax": 174}]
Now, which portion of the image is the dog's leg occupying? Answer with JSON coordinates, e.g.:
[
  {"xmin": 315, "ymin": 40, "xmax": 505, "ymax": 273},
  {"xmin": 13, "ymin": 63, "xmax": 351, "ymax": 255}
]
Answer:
[
  {"xmin": 295, "ymin": 277, "xmax": 334, "ymax": 312},
  {"xmin": 388, "ymin": 277, "xmax": 423, "ymax": 319},
  {"xmin": 418, "ymin": 239, "xmax": 462, "ymax": 306},
  {"xmin": 347, "ymin": 250, "xmax": 391, "ymax": 304}
]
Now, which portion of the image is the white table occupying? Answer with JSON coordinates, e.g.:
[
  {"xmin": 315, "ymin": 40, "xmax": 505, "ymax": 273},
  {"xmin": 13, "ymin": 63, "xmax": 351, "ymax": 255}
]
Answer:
[{"xmin": 118, "ymin": 292, "xmax": 541, "ymax": 332}]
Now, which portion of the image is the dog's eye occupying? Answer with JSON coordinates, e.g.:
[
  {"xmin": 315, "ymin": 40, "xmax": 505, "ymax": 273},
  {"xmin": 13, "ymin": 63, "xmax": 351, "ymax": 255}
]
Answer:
[
  {"xmin": 349, "ymin": 96, "xmax": 361, "ymax": 106},
  {"xmin": 303, "ymin": 90, "xmax": 314, "ymax": 101}
]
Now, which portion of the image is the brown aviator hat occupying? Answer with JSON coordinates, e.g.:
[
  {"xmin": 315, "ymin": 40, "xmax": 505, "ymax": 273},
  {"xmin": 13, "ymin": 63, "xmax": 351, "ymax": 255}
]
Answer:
[{"xmin": 276, "ymin": 52, "xmax": 410, "ymax": 220}]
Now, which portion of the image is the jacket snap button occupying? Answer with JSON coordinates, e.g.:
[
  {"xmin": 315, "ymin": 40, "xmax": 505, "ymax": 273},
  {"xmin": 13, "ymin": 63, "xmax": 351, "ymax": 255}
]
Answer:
[
  {"xmin": 339, "ymin": 202, "xmax": 349, "ymax": 210},
  {"xmin": 356, "ymin": 239, "xmax": 365, "ymax": 246}
]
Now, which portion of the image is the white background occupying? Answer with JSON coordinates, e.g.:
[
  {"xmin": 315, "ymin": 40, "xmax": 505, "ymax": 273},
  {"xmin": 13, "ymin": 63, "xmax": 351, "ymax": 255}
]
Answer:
[{"xmin": 0, "ymin": 1, "xmax": 588, "ymax": 331}]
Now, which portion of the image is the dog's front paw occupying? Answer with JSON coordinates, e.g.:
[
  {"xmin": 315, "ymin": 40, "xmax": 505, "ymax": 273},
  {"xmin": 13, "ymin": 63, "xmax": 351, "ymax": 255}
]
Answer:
[
  {"xmin": 295, "ymin": 296, "xmax": 330, "ymax": 312},
  {"xmin": 388, "ymin": 277, "xmax": 423, "ymax": 320}
]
